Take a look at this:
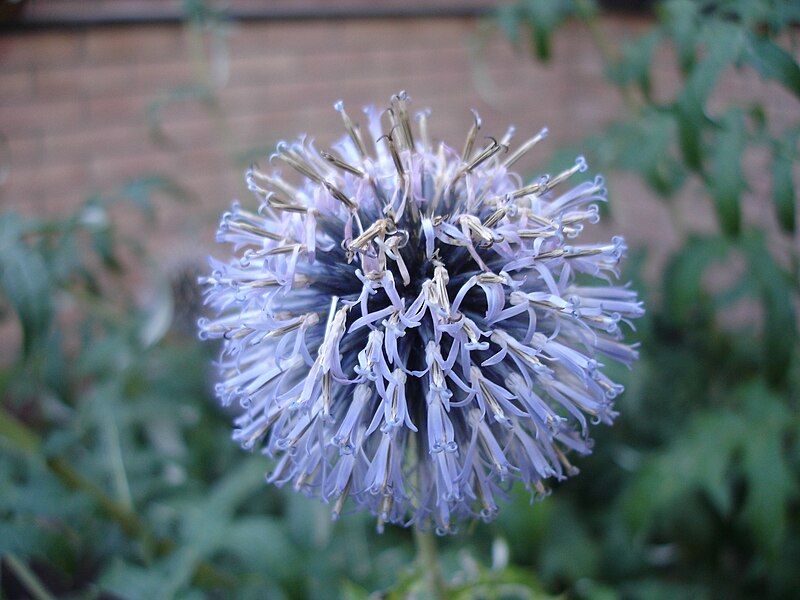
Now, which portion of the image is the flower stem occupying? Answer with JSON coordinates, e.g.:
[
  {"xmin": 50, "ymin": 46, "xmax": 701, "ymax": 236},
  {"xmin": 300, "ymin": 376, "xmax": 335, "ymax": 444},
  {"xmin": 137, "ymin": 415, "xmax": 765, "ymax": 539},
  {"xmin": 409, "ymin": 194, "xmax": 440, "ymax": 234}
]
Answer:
[
  {"xmin": 4, "ymin": 553, "xmax": 56, "ymax": 600},
  {"xmin": 413, "ymin": 526, "xmax": 446, "ymax": 599}
]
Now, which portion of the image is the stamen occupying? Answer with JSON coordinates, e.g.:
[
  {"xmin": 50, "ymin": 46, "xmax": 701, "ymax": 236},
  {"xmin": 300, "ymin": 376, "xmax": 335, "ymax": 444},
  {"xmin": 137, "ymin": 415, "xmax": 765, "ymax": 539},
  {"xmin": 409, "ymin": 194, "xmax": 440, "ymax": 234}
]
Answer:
[
  {"xmin": 348, "ymin": 218, "xmax": 396, "ymax": 252},
  {"xmin": 461, "ymin": 137, "xmax": 507, "ymax": 174},
  {"xmin": 461, "ymin": 109, "xmax": 481, "ymax": 162},
  {"xmin": 320, "ymin": 150, "xmax": 366, "ymax": 177},
  {"xmin": 459, "ymin": 214, "xmax": 496, "ymax": 246},
  {"xmin": 546, "ymin": 156, "xmax": 588, "ymax": 190},
  {"xmin": 273, "ymin": 142, "xmax": 323, "ymax": 183},
  {"xmin": 509, "ymin": 175, "xmax": 550, "ymax": 200},
  {"xmin": 322, "ymin": 180, "xmax": 358, "ymax": 211},
  {"xmin": 390, "ymin": 90, "xmax": 415, "ymax": 151},
  {"xmin": 379, "ymin": 131, "xmax": 406, "ymax": 179},
  {"xmin": 416, "ymin": 109, "xmax": 431, "ymax": 151},
  {"xmin": 334, "ymin": 100, "xmax": 368, "ymax": 158},
  {"xmin": 503, "ymin": 126, "xmax": 548, "ymax": 168}
]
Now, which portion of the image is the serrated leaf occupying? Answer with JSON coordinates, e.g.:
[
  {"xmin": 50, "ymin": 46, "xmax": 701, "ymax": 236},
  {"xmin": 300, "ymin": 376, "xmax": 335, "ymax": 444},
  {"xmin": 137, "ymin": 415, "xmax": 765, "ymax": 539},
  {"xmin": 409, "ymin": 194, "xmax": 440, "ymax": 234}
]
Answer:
[
  {"xmin": 742, "ymin": 232, "xmax": 797, "ymax": 387},
  {"xmin": 771, "ymin": 131, "xmax": 798, "ymax": 233},
  {"xmin": 623, "ymin": 410, "xmax": 744, "ymax": 528},
  {"xmin": 663, "ymin": 235, "xmax": 729, "ymax": 324},
  {"xmin": 743, "ymin": 33, "xmax": 800, "ymax": 100},
  {"xmin": 520, "ymin": 0, "xmax": 579, "ymax": 62},
  {"xmin": 709, "ymin": 109, "xmax": 747, "ymax": 237},
  {"xmin": 610, "ymin": 31, "xmax": 662, "ymax": 99},
  {"xmin": 0, "ymin": 214, "xmax": 53, "ymax": 357},
  {"xmin": 739, "ymin": 384, "xmax": 796, "ymax": 557},
  {"xmin": 659, "ymin": 0, "xmax": 699, "ymax": 73},
  {"xmin": 675, "ymin": 22, "xmax": 743, "ymax": 172},
  {"xmin": 674, "ymin": 98, "xmax": 705, "ymax": 173}
]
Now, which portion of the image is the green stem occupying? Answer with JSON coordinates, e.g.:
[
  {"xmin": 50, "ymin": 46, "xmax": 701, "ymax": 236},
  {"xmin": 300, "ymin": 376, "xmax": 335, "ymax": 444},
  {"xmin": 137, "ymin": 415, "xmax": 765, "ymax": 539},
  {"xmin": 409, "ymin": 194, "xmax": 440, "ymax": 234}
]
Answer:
[
  {"xmin": 4, "ymin": 553, "xmax": 56, "ymax": 600},
  {"xmin": 413, "ymin": 526, "xmax": 446, "ymax": 599}
]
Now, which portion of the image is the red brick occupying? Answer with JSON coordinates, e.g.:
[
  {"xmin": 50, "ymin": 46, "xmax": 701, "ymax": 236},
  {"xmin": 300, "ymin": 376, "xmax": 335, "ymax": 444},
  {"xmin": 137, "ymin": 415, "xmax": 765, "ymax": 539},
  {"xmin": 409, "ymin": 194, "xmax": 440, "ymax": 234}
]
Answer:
[
  {"xmin": 0, "ymin": 31, "xmax": 84, "ymax": 68},
  {"xmin": 135, "ymin": 60, "xmax": 195, "ymax": 89},
  {"xmin": 1, "ymin": 160, "xmax": 90, "ymax": 211},
  {"xmin": 0, "ymin": 100, "xmax": 84, "ymax": 136},
  {"xmin": 84, "ymin": 25, "xmax": 184, "ymax": 64},
  {"xmin": 36, "ymin": 62, "xmax": 132, "ymax": 96},
  {"xmin": 89, "ymin": 151, "xmax": 180, "ymax": 187},
  {"xmin": 4, "ymin": 134, "xmax": 43, "ymax": 168},
  {"xmin": 86, "ymin": 92, "xmax": 151, "ymax": 123},
  {"xmin": 0, "ymin": 69, "xmax": 35, "ymax": 101},
  {"xmin": 44, "ymin": 123, "xmax": 149, "ymax": 162}
]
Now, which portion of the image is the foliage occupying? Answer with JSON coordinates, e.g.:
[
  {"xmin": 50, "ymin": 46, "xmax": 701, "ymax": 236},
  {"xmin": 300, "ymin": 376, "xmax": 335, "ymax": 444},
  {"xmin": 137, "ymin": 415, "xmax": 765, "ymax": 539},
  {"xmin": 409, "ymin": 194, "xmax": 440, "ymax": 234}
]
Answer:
[
  {"xmin": 491, "ymin": 0, "xmax": 800, "ymax": 597},
  {"xmin": 1, "ymin": 0, "xmax": 799, "ymax": 598}
]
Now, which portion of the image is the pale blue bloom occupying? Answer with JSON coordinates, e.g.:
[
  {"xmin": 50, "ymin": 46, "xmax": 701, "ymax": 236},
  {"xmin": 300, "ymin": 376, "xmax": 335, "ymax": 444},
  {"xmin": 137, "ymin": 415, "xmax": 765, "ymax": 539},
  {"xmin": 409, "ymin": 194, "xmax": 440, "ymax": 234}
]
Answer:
[{"xmin": 199, "ymin": 92, "xmax": 643, "ymax": 533}]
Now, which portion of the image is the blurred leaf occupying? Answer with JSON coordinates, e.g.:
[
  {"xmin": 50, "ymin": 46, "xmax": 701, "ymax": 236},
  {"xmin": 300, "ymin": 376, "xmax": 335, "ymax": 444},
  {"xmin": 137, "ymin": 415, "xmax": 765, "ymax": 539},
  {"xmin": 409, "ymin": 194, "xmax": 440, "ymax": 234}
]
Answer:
[
  {"xmin": 708, "ymin": 109, "xmax": 747, "ymax": 237},
  {"xmin": 113, "ymin": 175, "xmax": 191, "ymax": 223},
  {"xmin": 659, "ymin": 0, "xmax": 699, "ymax": 73},
  {"xmin": 0, "ymin": 213, "xmax": 53, "ymax": 357},
  {"xmin": 496, "ymin": 3, "xmax": 523, "ymax": 47},
  {"xmin": 623, "ymin": 409, "xmax": 743, "ymax": 528},
  {"xmin": 675, "ymin": 22, "xmax": 743, "ymax": 172},
  {"xmin": 138, "ymin": 275, "xmax": 175, "ymax": 348},
  {"xmin": 771, "ymin": 130, "xmax": 798, "ymax": 233},
  {"xmin": 218, "ymin": 516, "xmax": 299, "ymax": 580},
  {"xmin": 742, "ymin": 232, "xmax": 797, "ymax": 387},
  {"xmin": 738, "ymin": 382, "xmax": 797, "ymax": 557},
  {"xmin": 663, "ymin": 235, "xmax": 730, "ymax": 324},
  {"xmin": 743, "ymin": 33, "xmax": 800, "ymax": 100},
  {"xmin": 674, "ymin": 97, "xmax": 704, "ymax": 173},
  {"xmin": 609, "ymin": 31, "xmax": 662, "ymax": 99},
  {"xmin": 537, "ymin": 500, "xmax": 599, "ymax": 583},
  {"xmin": 519, "ymin": 0, "xmax": 581, "ymax": 61},
  {"xmin": 100, "ymin": 560, "xmax": 170, "ymax": 600}
]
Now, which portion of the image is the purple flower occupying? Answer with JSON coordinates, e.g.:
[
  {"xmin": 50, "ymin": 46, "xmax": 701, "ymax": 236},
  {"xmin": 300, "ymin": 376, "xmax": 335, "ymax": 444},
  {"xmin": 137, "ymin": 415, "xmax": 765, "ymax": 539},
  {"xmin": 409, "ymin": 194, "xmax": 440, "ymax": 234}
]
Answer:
[{"xmin": 199, "ymin": 92, "xmax": 643, "ymax": 533}]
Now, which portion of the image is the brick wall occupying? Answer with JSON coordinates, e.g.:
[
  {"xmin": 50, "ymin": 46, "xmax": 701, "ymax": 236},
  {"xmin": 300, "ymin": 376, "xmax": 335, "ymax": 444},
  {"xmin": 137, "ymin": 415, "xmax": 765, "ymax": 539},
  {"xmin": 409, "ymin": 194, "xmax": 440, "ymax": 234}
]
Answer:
[{"xmin": 0, "ymin": 14, "xmax": 796, "ymax": 273}]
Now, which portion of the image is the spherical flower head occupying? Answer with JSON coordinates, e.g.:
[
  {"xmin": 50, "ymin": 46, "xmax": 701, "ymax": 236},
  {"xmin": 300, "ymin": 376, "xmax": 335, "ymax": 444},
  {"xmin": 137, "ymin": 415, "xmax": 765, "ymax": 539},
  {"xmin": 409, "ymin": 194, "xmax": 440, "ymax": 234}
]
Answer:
[{"xmin": 199, "ymin": 92, "xmax": 644, "ymax": 533}]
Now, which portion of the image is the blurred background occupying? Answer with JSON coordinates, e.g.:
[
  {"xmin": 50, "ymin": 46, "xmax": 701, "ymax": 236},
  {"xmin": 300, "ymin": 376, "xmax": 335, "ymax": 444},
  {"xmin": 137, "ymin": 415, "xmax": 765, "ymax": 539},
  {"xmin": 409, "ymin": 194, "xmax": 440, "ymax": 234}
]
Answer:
[{"xmin": 0, "ymin": 0, "xmax": 798, "ymax": 598}]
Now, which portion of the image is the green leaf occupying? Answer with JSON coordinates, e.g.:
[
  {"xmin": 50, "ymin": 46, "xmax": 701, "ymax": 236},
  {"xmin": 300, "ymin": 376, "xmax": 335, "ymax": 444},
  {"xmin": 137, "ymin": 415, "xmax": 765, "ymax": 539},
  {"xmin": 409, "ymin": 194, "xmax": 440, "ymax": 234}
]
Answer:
[
  {"xmin": 91, "ymin": 227, "xmax": 123, "ymax": 272},
  {"xmin": 659, "ymin": 0, "xmax": 699, "ymax": 73},
  {"xmin": 738, "ymin": 382, "xmax": 796, "ymax": 557},
  {"xmin": 675, "ymin": 22, "xmax": 743, "ymax": 172},
  {"xmin": 112, "ymin": 175, "xmax": 191, "ymax": 223},
  {"xmin": 663, "ymin": 235, "xmax": 730, "ymax": 324},
  {"xmin": 0, "ymin": 213, "xmax": 53, "ymax": 357},
  {"xmin": 217, "ymin": 516, "xmax": 299, "ymax": 580},
  {"xmin": 496, "ymin": 3, "xmax": 523, "ymax": 48},
  {"xmin": 138, "ymin": 274, "xmax": 174, "ymax": 348},
  {"xmin": 741, "ymin": 232, "xmax": 797, "ymax": 387},
  {"xmin": 771, "ymin": 131, "xmax": 798, "ymax": 233},
  {"xmin": 623, "ymin": 410, "xmax": 744, "ymax": 528},
  {"xmin": 674, "ymin": 98, "xmax": 705, "ymax": 173},
  {"xmin": 743, "ymin": 33, "xmax": 800, "ymax": 100},
  {"xmin": 708, "ymin": 109, "xmax": 747, "ymax": 237},
  {"xmin": 101, "ymin": 560, "xmax": 170, "ymax": 600},
  {"xmin": 610, "ymin": 31, "xmax": 662, "ymax": 99},
  {"xmin": 520, "ymin": 0, "xmax": 579, "ymax": 62}
]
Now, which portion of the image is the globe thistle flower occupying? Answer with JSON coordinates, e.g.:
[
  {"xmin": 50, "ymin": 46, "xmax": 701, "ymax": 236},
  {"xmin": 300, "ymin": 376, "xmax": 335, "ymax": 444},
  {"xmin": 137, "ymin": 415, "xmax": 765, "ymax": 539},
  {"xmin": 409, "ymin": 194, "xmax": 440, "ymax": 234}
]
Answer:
[{"xmin": 199, "ymin": 92, "xmax": 643, "ymax": 533}]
